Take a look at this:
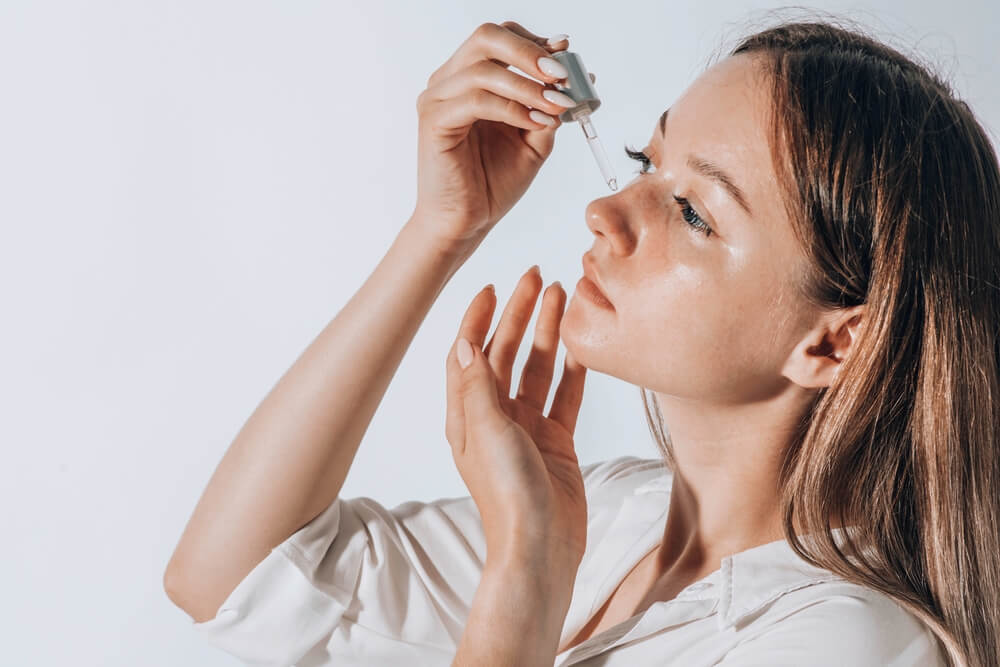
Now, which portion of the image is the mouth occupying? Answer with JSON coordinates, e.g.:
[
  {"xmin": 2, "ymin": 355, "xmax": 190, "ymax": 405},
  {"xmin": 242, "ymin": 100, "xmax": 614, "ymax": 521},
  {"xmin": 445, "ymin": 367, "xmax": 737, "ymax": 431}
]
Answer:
[{"xmin": 579, "ymin": 252, "xmax": 614, "ymax": 309}]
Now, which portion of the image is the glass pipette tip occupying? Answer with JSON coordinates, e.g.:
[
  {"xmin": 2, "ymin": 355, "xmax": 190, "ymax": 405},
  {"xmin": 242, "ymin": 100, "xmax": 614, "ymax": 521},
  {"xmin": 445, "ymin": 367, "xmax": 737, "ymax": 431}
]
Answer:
[{"xmin": 578, "ymin": 113, "xmax": 618, "ymax": 191}]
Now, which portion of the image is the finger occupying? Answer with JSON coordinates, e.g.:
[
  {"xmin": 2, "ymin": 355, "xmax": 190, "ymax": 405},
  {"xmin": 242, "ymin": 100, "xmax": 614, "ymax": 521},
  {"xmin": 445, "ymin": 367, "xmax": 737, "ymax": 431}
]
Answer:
[
  {"xmin": 457, "ymin": 284, "xmax": 497, "ymax": 348},
  {"xmin": 548, "ymin": 348, "xmax": 587, "ymax": 436},
  {"xmin": 426, "ymin": 88, "xmax": 560, "ymax": 133},
  {"xmin": 446, "ymin": 286, "xmax": 497, "ymax": 452},
  {"xmin": 515, "ymin": 281, "xmax": 566, "ymax": 411},
  {"xmin": 486, "ymin": 24, "xmax": 572, "ymax": 157},
  {"xmin": 484, "ymin": 265, "xmax": 543, "ymax": 397},
  {"xmin": 427, "ymin": 22, "xmax": 569, "ymax": 91},
  {"xmin": 501, "ymin": 23, "xmax": 570, "ymax": 54},
  {"xmin": 500, "ymin": 21, "xmax": 554, "ymax": 45},
  {"xmin": 423, "ymin": 59, "xmax": 576, "ymax": 122},
  {"xmin": 457, "ymin": 338, "xmax": 508, "ymax": 445},
  {"xmin": 542, "ymin": 33, "xmax": 570, "ymax": 52}
]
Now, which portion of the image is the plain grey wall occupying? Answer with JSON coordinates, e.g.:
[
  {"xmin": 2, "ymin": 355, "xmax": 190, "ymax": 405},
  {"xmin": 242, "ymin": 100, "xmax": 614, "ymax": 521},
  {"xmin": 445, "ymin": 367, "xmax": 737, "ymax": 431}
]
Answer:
[{"xmin": 1, "ymin": 1, "xmax": 996, "ymax": 665}]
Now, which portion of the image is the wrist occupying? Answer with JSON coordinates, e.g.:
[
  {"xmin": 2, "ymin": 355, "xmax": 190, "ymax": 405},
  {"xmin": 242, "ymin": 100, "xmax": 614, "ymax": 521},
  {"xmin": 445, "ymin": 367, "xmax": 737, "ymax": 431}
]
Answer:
[
  {"xmin": 403, "ymin": 211, "xmax": 483, "ymax": 266},
  {"xmin": 486, "ymin": 545, "xmax": 580, "ymax": 607},
  {"xmin": 491, "ymin": 528, "xmax": 585, "ymax": 574},
  {"xmin": 454, "ymin": 560, "xmax": 576, "ymax": 667}
]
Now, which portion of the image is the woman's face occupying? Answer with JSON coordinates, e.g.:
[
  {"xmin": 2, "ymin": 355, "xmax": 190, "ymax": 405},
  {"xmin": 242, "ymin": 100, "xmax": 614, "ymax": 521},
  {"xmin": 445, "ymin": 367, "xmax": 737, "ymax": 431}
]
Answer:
[{"xmin": 560, "ymin": 53, "xmax": 819, "ymax": 403}]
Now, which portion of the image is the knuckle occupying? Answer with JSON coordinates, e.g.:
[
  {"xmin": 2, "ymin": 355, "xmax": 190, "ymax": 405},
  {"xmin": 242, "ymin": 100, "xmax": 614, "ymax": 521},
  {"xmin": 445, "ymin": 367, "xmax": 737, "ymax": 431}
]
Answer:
[
  {"xmin": 474, "ymin": 22, "xmax": 499, "ymax": 39},
  {"xmin": 534, "ymin": 323, "xmax": 556, "ymax": 341},
  {"xmin": 426, "ymin": 64, "xmax": 444, "ymax": 89},
  {"xmin": 469, "ymin": 58, "xmax": 493, "ymax": 80},
  {"xmin": 469, "ymin": 88, "xmax": 491, "ymax": 110},
  {"xmin": 503, "ymin": 96, "xmax": 522, "ymax": 116},
  {"xmin": 418, "ymin": 98, "xmax": 438, "ymax": 123}
]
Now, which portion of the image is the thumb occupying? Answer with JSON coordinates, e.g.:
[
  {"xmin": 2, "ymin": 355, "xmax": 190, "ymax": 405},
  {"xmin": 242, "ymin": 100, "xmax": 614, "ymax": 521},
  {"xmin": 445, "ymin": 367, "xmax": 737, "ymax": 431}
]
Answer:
[
  {"xmin": 523, "ymin": 116, "xmax": 560, "ymax": 159},
  {"xmin": 456, "ymin": 337, "xmax": 505, "ymax": 429}
]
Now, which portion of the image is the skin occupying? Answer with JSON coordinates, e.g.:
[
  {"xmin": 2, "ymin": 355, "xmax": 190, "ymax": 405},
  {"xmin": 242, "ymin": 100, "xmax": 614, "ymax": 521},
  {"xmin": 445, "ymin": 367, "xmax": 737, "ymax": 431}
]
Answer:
[
  {"xmin": 464, "ymin": 53, "xmax": 867, "ymax": 655},
  {"xmin": 167, "ymin": 24, "xmax": 865, "ymax": 654},
  {"xmin": 547, "ymin": 52, "xmax": 862, "ymax": 616}
]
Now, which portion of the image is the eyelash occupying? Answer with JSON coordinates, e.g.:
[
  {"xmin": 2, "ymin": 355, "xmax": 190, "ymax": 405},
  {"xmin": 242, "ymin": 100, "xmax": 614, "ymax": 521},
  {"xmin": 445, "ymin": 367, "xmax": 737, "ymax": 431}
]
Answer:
[{"xmin": 624, "ymin": 145, "xmax": 714, "ymax": 238}]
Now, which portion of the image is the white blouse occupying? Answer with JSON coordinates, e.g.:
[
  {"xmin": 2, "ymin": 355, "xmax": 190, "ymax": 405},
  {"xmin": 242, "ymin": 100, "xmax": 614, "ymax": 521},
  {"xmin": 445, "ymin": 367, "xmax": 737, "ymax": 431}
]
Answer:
[{"xmin": 190, "ymin": 455, "xmax": 946, "ymax": 666}]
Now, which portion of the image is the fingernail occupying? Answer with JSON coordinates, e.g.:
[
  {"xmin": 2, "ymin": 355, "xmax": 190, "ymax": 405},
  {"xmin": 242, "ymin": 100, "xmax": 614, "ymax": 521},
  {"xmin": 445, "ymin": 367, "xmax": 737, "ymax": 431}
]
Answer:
[
  {"xmin": 552, "ymin": 280, "xmax": 562, "ymax": 290},
  {"xmin": 484, "ymin": 283, "xmax": 495, "ymax": 293},
  {"xmin": 529, "ymin": 264, "xmax": 541, "ymax": 275},
  {"xmin": 528, "ymin": 110, "xmax": 556, "ymax": 127},
  {"xmin": 546, "ymin": 34, "xmax": 569, "ymax": 46},
  {"xmin": 542, "ymin": 89, "xmax": 576, "ymax": 108},
  {"xmin": 457, "ymin": 338, "xmax": 473, "ymax": 369},
  {"xmin": 537, "ymin": 56, "xmax": 569, "ymax": 79}
]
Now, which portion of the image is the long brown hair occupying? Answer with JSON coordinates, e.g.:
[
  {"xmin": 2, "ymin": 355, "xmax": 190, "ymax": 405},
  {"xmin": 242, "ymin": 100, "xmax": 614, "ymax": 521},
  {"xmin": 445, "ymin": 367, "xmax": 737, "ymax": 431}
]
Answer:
[{"xmin": 640, "ymin": 14, "xmax": 1000, "ymax": 667}]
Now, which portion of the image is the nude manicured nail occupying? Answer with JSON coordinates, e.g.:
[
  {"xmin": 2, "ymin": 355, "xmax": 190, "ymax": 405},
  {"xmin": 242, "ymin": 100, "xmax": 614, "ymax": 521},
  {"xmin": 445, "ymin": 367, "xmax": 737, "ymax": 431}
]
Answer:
[
  {"xmin": 543, "ymin": 89, "xmax": 576, "ymax": 107},
  {"xmin": 528, "ymin": 110, "xmax": 556, "ymax": 126},
  {"xmin": 537, "ymin": 56, "xmax": 569, "ymax": 79},
  {"xmin": 457, "ymin": 338, "xmax": 473, "ymax": 369},
  {"xmin": 546, "ymin": 34, "xmax": 569, "ymax": 46}
]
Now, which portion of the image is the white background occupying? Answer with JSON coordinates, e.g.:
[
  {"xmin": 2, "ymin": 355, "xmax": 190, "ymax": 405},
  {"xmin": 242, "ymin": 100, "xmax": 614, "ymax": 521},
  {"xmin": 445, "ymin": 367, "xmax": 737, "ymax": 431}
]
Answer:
[{"xmin": 1, "ymin": 1, "xmax": 996, "ymax": 665}]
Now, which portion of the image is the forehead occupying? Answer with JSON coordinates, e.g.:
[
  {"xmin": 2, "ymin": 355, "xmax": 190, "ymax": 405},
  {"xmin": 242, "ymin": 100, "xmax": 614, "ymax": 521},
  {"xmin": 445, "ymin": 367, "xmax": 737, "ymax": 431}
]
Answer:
[{"xmin": 654, "ymin": 54, "xmax": 777, "ymax": 216}]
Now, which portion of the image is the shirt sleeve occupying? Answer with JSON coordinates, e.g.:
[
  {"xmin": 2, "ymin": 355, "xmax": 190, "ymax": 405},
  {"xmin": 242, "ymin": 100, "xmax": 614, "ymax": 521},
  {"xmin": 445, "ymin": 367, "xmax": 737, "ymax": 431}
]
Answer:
[
  {"xmin": 714, "ymin": 588, "xmax": 948, "ymax": 667},
  {"xmin": 189, "ymin": 454, "xmax": 657, "ymax": 666}
]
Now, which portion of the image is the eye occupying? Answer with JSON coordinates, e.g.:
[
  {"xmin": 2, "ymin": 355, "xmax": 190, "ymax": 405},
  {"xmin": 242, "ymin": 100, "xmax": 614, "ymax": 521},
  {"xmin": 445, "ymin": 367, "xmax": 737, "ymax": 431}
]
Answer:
[
  {"xmin": 624, "ymin": 145, "xmax": 715, "ymax": 238},
  {"xmin": 672, "ymin": 195, "xmax": 714, "ymax": 238},
  {"xmin": 625, "ymin": 145, "xmax": 655, "ymax": 174}
]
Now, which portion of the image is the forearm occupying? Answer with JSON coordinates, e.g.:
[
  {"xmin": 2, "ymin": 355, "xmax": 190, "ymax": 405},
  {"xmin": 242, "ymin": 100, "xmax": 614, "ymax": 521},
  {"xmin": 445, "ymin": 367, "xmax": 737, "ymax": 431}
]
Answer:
[
  {"xmin": 453, "ymin": 550, "xmax": 578, "ymax": 667},
  {"xmin": 166, "ymin": 215, "xmax": 471, "ymax": 620}
]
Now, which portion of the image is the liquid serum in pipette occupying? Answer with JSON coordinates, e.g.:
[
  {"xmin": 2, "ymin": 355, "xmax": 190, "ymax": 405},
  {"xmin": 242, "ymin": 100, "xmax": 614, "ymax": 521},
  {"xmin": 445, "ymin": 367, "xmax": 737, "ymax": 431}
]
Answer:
[{"xmin": 550, "ymin": 50, "xmax": 618, "ymax": 191}]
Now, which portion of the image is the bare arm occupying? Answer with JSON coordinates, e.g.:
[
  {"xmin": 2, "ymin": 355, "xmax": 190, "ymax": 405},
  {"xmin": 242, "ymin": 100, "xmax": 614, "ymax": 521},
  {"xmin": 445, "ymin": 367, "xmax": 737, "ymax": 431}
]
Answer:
[{"xmin": 164, "ymin": 215, "xmax": 473, "ymax": 622}]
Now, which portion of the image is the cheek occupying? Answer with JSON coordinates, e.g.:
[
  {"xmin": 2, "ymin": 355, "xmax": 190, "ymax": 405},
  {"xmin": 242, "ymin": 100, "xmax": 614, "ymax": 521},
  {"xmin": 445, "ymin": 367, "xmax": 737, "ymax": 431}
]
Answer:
[
  {"xmin": 623, "ymin": 264, "xmax": 772, "ymax": 394},
  {"xmin": 627, "ymin": 265, "xmax": 729, "ymax": 354}
]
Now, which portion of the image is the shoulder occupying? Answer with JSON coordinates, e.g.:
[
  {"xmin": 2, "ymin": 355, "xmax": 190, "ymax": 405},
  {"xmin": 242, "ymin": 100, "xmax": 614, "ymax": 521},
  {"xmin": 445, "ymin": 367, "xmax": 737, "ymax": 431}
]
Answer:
[{"xmin": 722, "ymin": 581, "xmax": 947, "ymax": 666}]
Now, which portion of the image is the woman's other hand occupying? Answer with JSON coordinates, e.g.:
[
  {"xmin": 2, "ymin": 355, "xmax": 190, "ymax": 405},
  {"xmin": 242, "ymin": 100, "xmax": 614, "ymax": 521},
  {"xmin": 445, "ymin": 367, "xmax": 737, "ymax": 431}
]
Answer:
[
  {"xmin": 445, "ymin": 266, "xmax": 589, "ymax": 566},
  {"xmin": 412, "ymin": 22, "xmax": 574, "ymax": 254}
]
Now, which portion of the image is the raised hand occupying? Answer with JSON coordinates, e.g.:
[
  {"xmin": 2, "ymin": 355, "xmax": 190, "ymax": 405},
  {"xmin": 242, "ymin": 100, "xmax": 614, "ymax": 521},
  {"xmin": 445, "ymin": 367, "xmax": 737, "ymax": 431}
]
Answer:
[
  {"xmin": 445, "ymin": 266, "xmax": 588, "ymax": 564},
  {"xmin": 411, "ymin": 22, "xmax": 576, "ymax": 254}
]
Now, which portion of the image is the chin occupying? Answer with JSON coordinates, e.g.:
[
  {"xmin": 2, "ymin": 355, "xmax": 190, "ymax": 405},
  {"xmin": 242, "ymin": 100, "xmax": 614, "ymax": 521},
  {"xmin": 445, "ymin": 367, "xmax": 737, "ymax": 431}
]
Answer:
[
  {"xmin": 560, "ymin": 318, "xmax": 667, "ymax": 391},
  {"xmin": 559, "ymin": 315, "xmax": 612, "ymax": 374}
]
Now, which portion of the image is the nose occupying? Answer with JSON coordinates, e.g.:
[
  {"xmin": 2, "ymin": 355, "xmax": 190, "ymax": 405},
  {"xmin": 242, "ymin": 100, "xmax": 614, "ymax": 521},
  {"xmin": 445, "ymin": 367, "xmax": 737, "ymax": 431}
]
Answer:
[{"xmin": 585, "ymin": 191, "xmax": 637, "ymax": 256}]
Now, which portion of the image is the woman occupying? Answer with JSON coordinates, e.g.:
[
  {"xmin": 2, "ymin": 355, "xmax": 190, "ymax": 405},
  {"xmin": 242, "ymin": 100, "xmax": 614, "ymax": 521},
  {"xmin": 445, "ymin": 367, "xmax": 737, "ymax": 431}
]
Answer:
[{"xmin": 164, "ymin": 15, "xmax": 999, "ymax": 667}]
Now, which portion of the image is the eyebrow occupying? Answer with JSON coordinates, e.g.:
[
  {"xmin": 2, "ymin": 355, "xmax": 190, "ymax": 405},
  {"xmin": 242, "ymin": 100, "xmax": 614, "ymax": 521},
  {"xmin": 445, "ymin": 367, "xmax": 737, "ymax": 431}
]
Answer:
[{"xmin": 658, "ymin": 108, "xmax": 753, "ymax": 217}]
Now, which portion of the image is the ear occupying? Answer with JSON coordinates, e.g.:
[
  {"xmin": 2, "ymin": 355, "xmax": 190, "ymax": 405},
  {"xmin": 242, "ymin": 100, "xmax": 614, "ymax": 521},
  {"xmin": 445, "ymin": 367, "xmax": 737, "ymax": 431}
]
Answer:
[{"xmin": 782, "ymin": 305, "xmax": 866, "ymax": 389}]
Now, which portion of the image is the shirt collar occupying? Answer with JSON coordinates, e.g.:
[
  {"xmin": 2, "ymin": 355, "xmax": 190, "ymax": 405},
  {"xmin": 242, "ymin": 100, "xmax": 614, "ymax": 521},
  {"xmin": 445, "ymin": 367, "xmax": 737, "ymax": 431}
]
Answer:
[{"xmin": 628, "ymin": 463, "xmax": 855, "ymax": 631}]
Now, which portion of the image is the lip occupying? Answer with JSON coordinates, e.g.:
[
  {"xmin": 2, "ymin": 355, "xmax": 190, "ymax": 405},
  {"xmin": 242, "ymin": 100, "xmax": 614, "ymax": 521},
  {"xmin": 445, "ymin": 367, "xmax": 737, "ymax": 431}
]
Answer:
[{"xmin": 580, "ymin": 252, "xmax": 614, "ymax": 308}]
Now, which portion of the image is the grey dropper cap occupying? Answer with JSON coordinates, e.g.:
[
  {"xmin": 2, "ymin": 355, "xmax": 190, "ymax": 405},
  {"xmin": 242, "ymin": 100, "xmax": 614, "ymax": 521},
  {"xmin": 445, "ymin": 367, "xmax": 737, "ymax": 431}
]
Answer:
[{"xmin": 550, "ymin": 50, "xmax": 601, "ymax": 122}]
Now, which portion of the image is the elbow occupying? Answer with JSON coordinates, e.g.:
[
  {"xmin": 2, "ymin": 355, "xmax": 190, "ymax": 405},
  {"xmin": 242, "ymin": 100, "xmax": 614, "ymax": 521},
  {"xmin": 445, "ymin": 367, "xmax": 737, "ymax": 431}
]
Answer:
[
  {"xmin": 163, "ymin": 565, "xmax": 198, "ymax": 619},
  {"xmin": 163, "ymin": 565, "xmax": 188, "ymax": 610},
  {"xmin": 162, "ymin": 565, "xmax": 223, "ymax": 624}
]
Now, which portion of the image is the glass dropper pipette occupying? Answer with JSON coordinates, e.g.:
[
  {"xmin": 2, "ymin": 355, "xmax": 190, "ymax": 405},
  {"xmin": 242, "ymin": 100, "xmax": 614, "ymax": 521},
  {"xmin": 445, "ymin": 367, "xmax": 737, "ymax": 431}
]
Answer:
[
  {"xmin": 550, "ymin": 49, "xmax": 618, "ymax": 191},
  {"xmin": 575, "ymin": 110, "xmax": 617, "ymax": 191}
]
